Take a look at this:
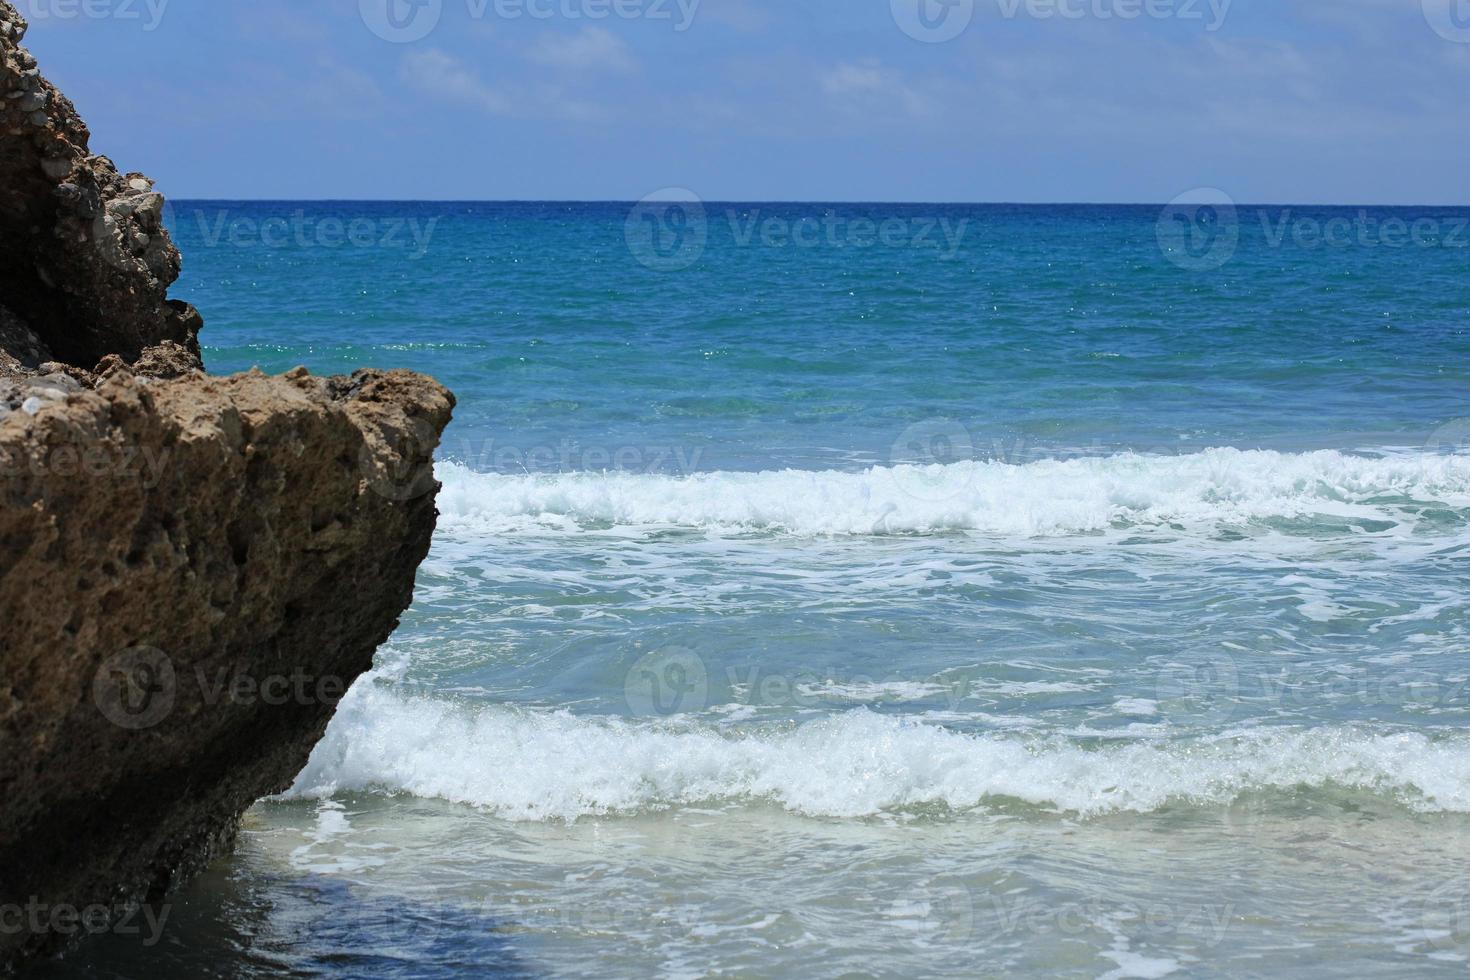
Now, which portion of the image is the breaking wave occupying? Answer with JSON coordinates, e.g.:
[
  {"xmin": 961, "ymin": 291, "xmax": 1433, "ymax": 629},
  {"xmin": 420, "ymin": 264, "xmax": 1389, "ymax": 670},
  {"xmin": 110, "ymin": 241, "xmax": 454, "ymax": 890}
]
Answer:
[
  {"xmin": 435, "ymin": 448, "xmax": 1470, "ymax": 537},
  {"xmin": 286, "ymin": 669, "xmax": 1470, "ymax": 822}
]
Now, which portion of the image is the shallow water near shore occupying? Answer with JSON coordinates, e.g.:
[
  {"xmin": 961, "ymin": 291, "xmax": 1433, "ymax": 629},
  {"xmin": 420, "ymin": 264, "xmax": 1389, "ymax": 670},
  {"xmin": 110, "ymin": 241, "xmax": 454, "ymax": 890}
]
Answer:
[
  {"xmin": 48, "ymin": 202, "xmax": 1470, "ymax": 977},
  {"xmin": 41, "ymin": 797, "xmax": 1470, "ymax": 978}
]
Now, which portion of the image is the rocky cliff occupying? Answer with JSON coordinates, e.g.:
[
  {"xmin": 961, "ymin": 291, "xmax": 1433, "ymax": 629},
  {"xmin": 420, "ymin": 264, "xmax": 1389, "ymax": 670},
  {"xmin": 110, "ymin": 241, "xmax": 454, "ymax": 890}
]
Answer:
[{"xmin": 0, "ymin": 3, "xmax": 454, "ymax": 969}]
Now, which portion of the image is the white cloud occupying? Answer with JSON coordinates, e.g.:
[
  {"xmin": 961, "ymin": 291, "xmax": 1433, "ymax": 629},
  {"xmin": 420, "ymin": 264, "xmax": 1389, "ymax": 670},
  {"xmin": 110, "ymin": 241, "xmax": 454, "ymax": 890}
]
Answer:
[
  {"xmin": 398, "ymin": 49, "xmax": 613, "ymax": 123},
  {"xmin": 819, "ymin": 60, "xmax": 931, "ymax": 120},
  {"xmin": 698, "ymin": 0, "xmax": 771, "ymax": 32},
  {"xmin": 300, "ymin": 61, "xmax": 386, "ymax": 118},
  {"xmin": 400, "ymin": 49, "xmax": 515, "ymax": 115},
  {"xmin": 526, "ymin": 27, "xmax": 638, "ymax": 74}
]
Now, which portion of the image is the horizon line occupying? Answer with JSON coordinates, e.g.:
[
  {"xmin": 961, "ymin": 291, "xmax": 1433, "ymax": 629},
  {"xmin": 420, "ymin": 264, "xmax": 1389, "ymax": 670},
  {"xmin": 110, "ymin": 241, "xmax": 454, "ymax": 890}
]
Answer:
[{"xmin": 163, "ymin": 198, "xmax": 1470, "ymax": 208}]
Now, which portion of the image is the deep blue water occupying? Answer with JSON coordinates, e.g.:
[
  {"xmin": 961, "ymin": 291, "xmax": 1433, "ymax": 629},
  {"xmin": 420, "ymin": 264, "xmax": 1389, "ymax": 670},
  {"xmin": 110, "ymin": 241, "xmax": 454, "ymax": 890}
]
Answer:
[
  {"xmin": 52, "ymin": 202, "xmax": 1470, "ymax": 978},
  {"xmin": 175, "ymin": 202, "xmax": 1470, "ymax": 469}
]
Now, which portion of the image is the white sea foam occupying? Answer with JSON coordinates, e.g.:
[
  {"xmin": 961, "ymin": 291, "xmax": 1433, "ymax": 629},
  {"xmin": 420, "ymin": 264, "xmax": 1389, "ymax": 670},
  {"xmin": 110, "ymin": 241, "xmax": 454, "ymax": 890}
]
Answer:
[
  {"xmin": 435, "ymin": 449, "xmax": 1470, "ymax": 537},
  {"xmin": 285, "ymin": 671, "xmax": 1470, "ymax": 821}
]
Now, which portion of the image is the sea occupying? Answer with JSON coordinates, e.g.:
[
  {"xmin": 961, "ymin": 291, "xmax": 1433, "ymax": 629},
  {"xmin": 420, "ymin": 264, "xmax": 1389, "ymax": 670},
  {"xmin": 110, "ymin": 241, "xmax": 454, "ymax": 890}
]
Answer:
[{"xmin": 43, "ymin": 201, "xmax": 1470, "ymax": 978}]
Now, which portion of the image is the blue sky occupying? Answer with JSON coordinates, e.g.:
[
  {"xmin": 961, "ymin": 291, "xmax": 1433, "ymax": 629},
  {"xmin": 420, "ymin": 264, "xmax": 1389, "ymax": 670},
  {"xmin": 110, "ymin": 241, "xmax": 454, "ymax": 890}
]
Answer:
[{"xmin": 16, "ymin": 0, "xmax": 1470, "ymax": 202}]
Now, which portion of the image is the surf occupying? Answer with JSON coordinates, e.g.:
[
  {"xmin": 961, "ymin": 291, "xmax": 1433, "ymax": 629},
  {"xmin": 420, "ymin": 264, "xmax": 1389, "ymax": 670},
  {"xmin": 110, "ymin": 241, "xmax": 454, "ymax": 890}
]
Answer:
[{"xmin": 434, "ymin": 447, "xmax": 1470, "ymax": 538}]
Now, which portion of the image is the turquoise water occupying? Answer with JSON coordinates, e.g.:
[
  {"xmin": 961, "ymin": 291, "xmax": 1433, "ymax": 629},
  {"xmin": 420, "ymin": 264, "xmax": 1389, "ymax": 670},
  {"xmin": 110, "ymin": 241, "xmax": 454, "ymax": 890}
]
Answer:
[{"xmin": 52, "ymin": 203, "xmax": 1470, "ymax": 977}]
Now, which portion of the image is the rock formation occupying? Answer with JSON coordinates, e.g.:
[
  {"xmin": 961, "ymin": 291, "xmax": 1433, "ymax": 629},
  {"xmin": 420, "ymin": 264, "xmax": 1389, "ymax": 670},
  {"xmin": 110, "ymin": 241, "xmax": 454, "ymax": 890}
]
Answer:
[
  {"xmin": 0, "ymin": 9, "xmax": 200, "ymax": 368},
  {"xmin": 0, "ymin": 3, "xmax": 454, "ymax": 969}
]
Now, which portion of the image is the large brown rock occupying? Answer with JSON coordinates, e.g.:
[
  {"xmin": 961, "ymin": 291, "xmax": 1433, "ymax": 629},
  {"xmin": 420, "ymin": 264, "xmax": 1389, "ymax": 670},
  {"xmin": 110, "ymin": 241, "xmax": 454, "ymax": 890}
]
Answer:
[
  {"xmin": 0, "ymin": 368, "xmax": 454, "ymax": 968},
  {"xmin": 0, "ymin": 1, "xmax": 458, "ymax": 970},
  {"xmin": 0, "ymin": 3, "xmax": 201, "ymax": 367}
]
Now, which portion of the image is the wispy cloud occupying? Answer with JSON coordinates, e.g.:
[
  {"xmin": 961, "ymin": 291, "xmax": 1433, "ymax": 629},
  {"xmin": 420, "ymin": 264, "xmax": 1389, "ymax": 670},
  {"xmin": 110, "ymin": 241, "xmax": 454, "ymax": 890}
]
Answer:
[
  {"xmin": 400, "ymin": 49, "xmax": 515, "ymax": 115},
  {"xmin": 398, "ymin": 49, "xmax": 611, "ymax": 123},
  {"xmin": 819, "ymin": 61, "xmax": 931, "ymax": 120},
  {"xmin": 33, "ymin": 0, "xmax": 1470, "ymax": 202},
  {"xmin": 527, "ymin": 27, "xmax": 638, "ymax": 74},
  {"xmin": 300, "ymin": 60, "xmax": 387, "ymax": 118}
]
